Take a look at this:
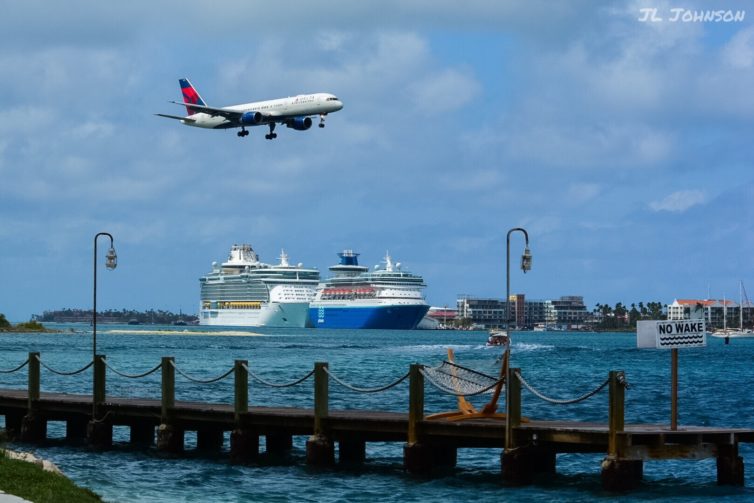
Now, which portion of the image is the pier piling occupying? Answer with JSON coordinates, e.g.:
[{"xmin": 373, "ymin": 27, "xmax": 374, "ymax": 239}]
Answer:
[
  {"xmin": 230, "ymin": 359, "xmax": 258, "ymax": 462},
  {"xmin": 20, "ymin": 352, "xmax": 44, "ymax": 442},
  {"xmin": 306, "ymin": 362, "xmax": 334, "ymax": 465},
  {"xmin": 156, "ymin": 357, "xmax": 183, "ymax": 453},
  {"xmin": 87, "ymin": 355, "xmax": 112, "ymax": 449},
  {"xmin": 717, "ymin": 443, "xmax": 745, "ymax": 486}
]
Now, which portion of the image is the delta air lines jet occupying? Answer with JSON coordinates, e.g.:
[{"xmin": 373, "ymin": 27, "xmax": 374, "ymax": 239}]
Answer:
[{"xmin": 156, "ymin": 78, "xmax": 343, "ymax": 139}]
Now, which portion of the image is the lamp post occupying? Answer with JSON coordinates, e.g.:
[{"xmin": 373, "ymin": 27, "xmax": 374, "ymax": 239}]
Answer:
[
  {"xmin": 93, "ymin": 232, "xmax": 117, "ymax": 362},
  {"xmin": 506, "ymin": 228, "xmax": 531, "ymax": 332}
]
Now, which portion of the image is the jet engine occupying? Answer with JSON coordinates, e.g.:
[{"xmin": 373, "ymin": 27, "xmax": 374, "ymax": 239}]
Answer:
[
  {"xmin": 240, "ymin": 111, "xmax": 263, "ymax": 125},
  {"xmin": 286, "ymin": 116, "xmax": 313, "ymax": 131}
]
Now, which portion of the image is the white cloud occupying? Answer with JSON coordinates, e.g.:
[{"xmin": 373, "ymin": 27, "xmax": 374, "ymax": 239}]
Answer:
[
  {"xmin": 566, "ymin": 183, "xmax": 601, "ymax": 204},
  {"xmin": 724, "ymin": 26, "xmax": 754, "ymax": 68},
  {"xmin": 649, "ymin": 190, "xmax": 706, "ymax": 213},
  {"xmin": 409, "ymin": 68, "xmax": 480, "ymax": 115}
]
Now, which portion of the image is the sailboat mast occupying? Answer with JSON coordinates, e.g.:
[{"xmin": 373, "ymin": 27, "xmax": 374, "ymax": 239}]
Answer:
[{"xmin": 740, "ymin": 280, "xmax": 744, "ymax": 330}]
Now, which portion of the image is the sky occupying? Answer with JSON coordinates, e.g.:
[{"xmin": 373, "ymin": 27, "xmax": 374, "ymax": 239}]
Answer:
[{"xmin": 1, "ymin": 1, "xmax": 753, "ymax": 321}]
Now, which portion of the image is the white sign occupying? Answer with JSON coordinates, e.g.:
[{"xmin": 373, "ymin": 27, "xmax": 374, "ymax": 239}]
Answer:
[{"xmin": 636, "ymin": 320, "xmax": 706, "ymax": 349}]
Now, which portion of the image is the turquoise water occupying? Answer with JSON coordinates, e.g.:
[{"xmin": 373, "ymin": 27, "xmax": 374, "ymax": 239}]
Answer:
[{"xmin": 1, "ymin": 325, "xmax": 754, "ymax": 502}]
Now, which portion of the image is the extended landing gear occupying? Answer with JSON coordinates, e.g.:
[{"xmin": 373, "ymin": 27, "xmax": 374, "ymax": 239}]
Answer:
[
  {"xmin": 265, "ymin": 123, "xmax": 278, "ymax": 140},
  {"xmin": 319, "ymin": 114, "xmax": 327, "ymax": 128},
  {"xmin": 237, "ymin": 128, "xmax": 249, "ymax": 138}
]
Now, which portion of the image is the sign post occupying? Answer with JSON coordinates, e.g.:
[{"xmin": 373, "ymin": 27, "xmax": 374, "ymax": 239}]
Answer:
[{"xmin": 637, "ymin": 320, "xmax": 706, "ymax": 431}]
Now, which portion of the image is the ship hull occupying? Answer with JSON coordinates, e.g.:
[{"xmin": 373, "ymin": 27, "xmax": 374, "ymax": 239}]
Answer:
[
  {"xmin": 309, "ymin": 302, "xmax": 429, "ymax": 329},
  {"xmin": 200, "ymin": 302, "xmax": 311, "ymax": 327}
]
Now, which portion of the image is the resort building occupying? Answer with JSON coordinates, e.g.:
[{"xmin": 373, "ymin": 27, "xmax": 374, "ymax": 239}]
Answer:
[
  {"xmin": 667, "ymin": 298, "xmax": 753, "ymax": 329},
  {"xmin": 456, "ymin": 295, "xmax": 586, "ymax": 330}
]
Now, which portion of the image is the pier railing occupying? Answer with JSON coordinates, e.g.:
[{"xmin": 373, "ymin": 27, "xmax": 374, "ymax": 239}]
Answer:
[
  {"xmin": 2, "ymin": 351, "xmax": 751, "ymax": 490},
  {"xmin": 1, "ymin": 352, "xmax": 626, "ymax": 443}
]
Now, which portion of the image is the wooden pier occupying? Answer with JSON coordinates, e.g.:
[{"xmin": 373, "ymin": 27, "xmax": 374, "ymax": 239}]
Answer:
[{"xmin": 1, "ymin": 353, "xmax": 753, "ymax": 491}]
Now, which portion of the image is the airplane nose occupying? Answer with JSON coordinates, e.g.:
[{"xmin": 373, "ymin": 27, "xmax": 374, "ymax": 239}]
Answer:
[{"xmin": 336, "ymin": 100, "xmax": 343, "ymax": 110}]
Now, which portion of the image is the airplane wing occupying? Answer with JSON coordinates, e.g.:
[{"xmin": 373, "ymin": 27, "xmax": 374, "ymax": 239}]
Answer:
[
  {"xmin": 170, "ymin": 101, "xmax": 244, "ymax": 120},
  {"xmin": 155, "ymin": 113, "xmax": 196, "ymax": 123},
  {"xmin": 170, "ymin": 101, "xmax": 287, "ymax": 122}
]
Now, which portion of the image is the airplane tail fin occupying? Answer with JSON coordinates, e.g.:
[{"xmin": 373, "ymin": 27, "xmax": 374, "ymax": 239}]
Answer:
[{"xmin": 179, "ymin": 78, "xmax": 206, "ymax": 116}]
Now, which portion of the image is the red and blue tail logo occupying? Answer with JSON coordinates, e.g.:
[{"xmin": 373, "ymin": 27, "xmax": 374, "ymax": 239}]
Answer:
[{"xmin": 179, "ymin": 78, "xmax": 205, "ymax": 116}]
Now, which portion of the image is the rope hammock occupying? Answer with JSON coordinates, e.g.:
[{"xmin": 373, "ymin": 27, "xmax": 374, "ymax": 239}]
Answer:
[{"xmin": 426, "ymin": 331, "xmax": 516, "ymax": 422}]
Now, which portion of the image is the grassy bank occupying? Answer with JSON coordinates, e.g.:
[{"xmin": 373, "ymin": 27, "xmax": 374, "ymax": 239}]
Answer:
[{"xmin": 0, "ymin": 451, "xmax": 101, "ymax": 502}]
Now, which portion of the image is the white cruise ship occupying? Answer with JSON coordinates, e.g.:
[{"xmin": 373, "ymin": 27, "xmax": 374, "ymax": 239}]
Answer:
[{"xmin": 199, "ymin": 244, "xmax": 320, "ymax": 327}]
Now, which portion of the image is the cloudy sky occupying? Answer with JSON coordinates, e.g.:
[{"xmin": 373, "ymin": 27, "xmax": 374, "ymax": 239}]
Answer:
[{"xmin": 1, "ymin": 1, "xmax": 753, "ymax": 321}]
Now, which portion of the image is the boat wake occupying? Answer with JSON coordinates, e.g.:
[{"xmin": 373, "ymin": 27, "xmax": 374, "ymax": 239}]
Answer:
[{"xmin": 512, "ymin": 342, "xmax": 556, "ymax": 352}]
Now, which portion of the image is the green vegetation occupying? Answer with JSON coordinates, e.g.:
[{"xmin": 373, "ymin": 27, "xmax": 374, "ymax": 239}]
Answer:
[
  {"xmin": 38, "ymin": 308, "xmax": 197, "ymax": 325},
  {"xmin": 0, "ymin": 316, "xmax": 53, "ymax": 333},
  {"xmin": 592, "ymin": 301, "xmax": 667, "ymax": 331},
  {"xmin": 0, "ymin": 450, "xmax": 102, "ymax": 502},
  {"xmin": 14, "ymin": 321, "xmax": 45, "ymax": 331}
]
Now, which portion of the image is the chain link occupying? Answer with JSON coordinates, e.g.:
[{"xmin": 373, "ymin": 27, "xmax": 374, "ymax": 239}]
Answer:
[
  {"xmin": 170, "ymin": 360, "xmax": 234, "ymax": 384},
  {"xmin": 37, "ymin": 355, "xmax": 94, "ymax": 376},
  {"xmin": 0, "ymin": 358, "xmax": 30, "ymax": 374},
  {"xmin": 242, "ymin": 363, "xmax": 314, "ymax": 388},
  {"xmin": 324, "ymin": 367, "xmax": 410, "ymax": 393},
  {"xmin": 103, "ymin": 359, "xmax": 163, "ymax": 379},
  {"xmin": 514, "ymin": 370, "xmax": 609, "ymax": 405}
]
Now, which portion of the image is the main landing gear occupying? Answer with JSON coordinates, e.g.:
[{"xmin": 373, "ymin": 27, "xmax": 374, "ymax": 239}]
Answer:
[
  {"xmin": 265, "ymin": 123, "xmax": 277, "ymax": 140},
  {"xmin": 319, "ymin": 114, "xmax": 326, "ymax": 128},
  {"xmin": 237, "ymin": 127, "xmax": 249, "ymax": 138}
]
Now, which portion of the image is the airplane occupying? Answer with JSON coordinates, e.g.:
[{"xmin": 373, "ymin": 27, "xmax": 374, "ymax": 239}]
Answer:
[{"xmin": 156, "ymin": 78, "xmax": 343, "ymax": 139}]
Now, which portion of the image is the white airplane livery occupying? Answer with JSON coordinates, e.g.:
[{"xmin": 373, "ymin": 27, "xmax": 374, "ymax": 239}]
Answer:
[{"xmin": 156, "ymin": 78, "xmax": 343, "ymax": 139}]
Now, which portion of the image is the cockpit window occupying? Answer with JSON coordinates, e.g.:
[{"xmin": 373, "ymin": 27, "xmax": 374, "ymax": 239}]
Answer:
[{"xmin": 327, "ymin": 97, "xmax": 339, "ymax": 101}]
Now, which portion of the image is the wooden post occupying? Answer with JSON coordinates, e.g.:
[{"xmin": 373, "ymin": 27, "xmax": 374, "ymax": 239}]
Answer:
[
  {"xmin": 717, "ymin": 443, "xmax": 745, "ymax": 485},
  {"xmin": 28, "ymin": 352, "xmax": 40, "ymax": 408},
  {"xmin": 313, "ymin": 362, "xmax": 328, "ymax": 435},
  {"xmin": 306, "ymin": 362, "xmax": 334, "ymax": 466},
  {"xmin": 602, "ymin": 370, "xmax": 642, "ymax": 491},
  {"xmin": 404, "ymin": 363, "xmax": 432, "ymax": 475},
  {"xmin": 157, "ymin": 356, "xmax": 182, "ymax": 453},
  {"xmin": 608, "ymin": 370, "xmax": 625, "ymax": 457},
  {"xmin": 234, "ymin": 359, "xmax": 248, "ymax": 422},
  {"xmin": 505, "ymin": 367, "xmax": 521, "ymax": 450},
  {"xmin": 92, "ymin": 355, "xmax": 106, "ymax": 418},
  {"xmin": 87, "ymin": 354, "xmax": 112, "ymax": 449},
  {"xmin": 21, "ymin": 352, "xmax": 45, "ymax": 442},
  {"xmin": 502, "ymin": 367, "xmax": 533, "ymax": 485},
  {"xmin": 161, "ymin": 356, "xmax": 175, "ymax": 423},
  {"xmin": 670, "ymin": 348, "xmax": 678, "ymax": 431},
  {"xmin": 407, "ymin": 363, "xmax": 424, "ymax": 445}
]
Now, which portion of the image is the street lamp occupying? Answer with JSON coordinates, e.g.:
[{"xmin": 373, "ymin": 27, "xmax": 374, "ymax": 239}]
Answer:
[
  {"xmin": 506, "ymin": 227, "xmax": 531, "ymax": 332},
  {"xmin": 93, "ymin": 232, "xmax": 117, "ymax": 362}
]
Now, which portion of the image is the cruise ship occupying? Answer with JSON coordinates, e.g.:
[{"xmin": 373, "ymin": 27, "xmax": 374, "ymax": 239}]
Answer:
[
  {"xmin": 309, "ymin": 250, "xmax": 430, "ymax": 329},
  {"xmin": 199, "ymin": 244, "xmax": 320, "ymax": 327}
]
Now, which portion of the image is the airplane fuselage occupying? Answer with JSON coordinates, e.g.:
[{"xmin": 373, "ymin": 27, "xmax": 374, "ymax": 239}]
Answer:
[{"xmin": 183, "ymin": 93, "xmax": 342, "ymax": 129}]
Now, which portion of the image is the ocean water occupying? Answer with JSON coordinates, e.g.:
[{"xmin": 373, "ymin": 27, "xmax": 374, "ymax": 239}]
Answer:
[{"xmin": 1, "ymin": 325, "xmax": 753, "ymax": 502}]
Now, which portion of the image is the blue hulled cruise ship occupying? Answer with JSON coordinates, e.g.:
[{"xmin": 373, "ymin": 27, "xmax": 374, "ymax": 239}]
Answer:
[{"xmin": 309, "ymin": 250, "xmax": 430, "ymax": 329}]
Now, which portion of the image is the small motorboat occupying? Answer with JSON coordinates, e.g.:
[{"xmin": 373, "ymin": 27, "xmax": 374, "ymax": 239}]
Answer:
[{"xmin": 486, "ymin": 330, "xmax": 510, "ymax": 346}]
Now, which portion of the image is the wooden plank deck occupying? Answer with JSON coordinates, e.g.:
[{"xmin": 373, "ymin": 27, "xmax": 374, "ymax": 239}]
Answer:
[{"xmin": 2, "ymin": 388, "xmax": 753, "ymax": 453}]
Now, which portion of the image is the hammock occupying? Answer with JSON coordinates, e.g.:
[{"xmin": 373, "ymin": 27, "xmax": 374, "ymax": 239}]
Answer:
[{"xmin": 426, "ymin": 334, "xmax": 513, "ymax": 422}]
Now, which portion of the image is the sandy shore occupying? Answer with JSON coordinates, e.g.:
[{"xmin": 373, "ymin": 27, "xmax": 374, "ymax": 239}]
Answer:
[{"xmin": 101, "ymin": 329, "xmax": 264, "ymax": 336}]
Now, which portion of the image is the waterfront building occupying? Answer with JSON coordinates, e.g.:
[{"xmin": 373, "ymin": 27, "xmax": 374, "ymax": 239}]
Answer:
[
  {"xmin": 551, "ymin": 296, "xmax": 589, "ymax": 328},
  {"xmin": 456, "ymin": 295, "xmax": 584, "ymax": 330},
  {"xmin": 667, "ymin": 298, "xmax": 753, "ymax": 329},
  {"xmin": 456, "ymin": 296, "xmax": 508, "ymax": 329}
]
